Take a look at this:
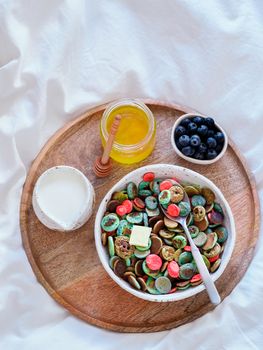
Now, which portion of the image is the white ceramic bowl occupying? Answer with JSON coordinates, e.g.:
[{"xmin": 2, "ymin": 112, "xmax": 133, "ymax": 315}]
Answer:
[
  {"xmin": 171, "ymin": 113, "xmax": 228, "ymax": 165},
  {"xmin": 95, "ymin": 164, "xmax": 235, "ymax": 302},
  {"xmin": 33, "ymin": 166, "xmax": 95, "ymax": 231}
]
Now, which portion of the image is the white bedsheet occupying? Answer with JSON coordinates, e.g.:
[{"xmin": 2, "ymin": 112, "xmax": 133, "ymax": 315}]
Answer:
[{"xmin": 1, "ymin": 1, "xmax": 263, "ymax": 349}]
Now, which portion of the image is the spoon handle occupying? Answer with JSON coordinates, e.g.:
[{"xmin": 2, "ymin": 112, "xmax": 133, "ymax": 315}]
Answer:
[{"xmin": 182, "ymin": 223, "xmax": 221, "ymax": 305}]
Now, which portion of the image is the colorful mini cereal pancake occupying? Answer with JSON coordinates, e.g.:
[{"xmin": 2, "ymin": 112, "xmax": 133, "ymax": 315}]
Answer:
[
  {"xmin": 214, "ymin": 202, "xmax": 224, "ymax": 214},
  {"xmin": 186, "ymin": 212, "xmax": 194, "ymax": 226},
  {"xmin": 193, "ymin": 231, "xmax": 207, "ymax": 247},
  {"xmin": 134, "ymin": 248, "xmax": 150, "ymax": 259},
  {"xmin": 122, "ymin": 199, "xmax": 133, "ymax": 213},
  {"xmin": 109, "ymin": 256, "xmax": 119, "ymax": 269},
  {"xmin": 108, "ymin": 236, "xmax": 115, "ymax": 257},
  {"xmin": 208, "ymin": 210, "xmax": 224, "ymax": 225},
  {"xmin": 167, "ymin": 261, "xmax": 180, "ymax": 278},
  {"xmin": 146, "ymin": 254, "xmax": 162, "ymax": 271},
  {"xmin": 148, "ymin": 215, "xmax": 163, "ymax": 227},
  {"xmin": 201, "ymin": 187, "xmax": 216, "ymax": 205},
  {"xmin": 210, "ymin": 258, "xmax": 221, "ymax": 272},
  {"xmin": 202, "ymin": 232, "xmax": 218, "ymax": 250},
  {"xmin": 215, "ymin": 226, "xmax": 228, "ymax": 243},
  {"xmin": 203, "ymin": 242, "xmax": 221, "ymax": 258},
  {"xmin": 116, "ymin": 205, "xmax": 127, "ymax": 216},
  {"xmin": 160, "ymin": 180, "xmax": 173, "ymax": 191},
  {"xmin": 138, "ymin": 189, "xmax": 152, "ymax": 197},
  {"xmin": 193, "ymin": 205, "xmax": 206, "ymax": 222},
  {"xmin": 138, "ymin": 181, "xmax": 150, "ymax": 191},
  {"xmin": 127, "ymin": 275, "xmax": 141, "ymax": 290},
  {"xmin": 115, "ymin": 235, "xmax": 135, "ymax": 259},
  {"xmin": 176, "ymin": 280, "xmax": 191, "ymax": 290},
  {"xmin": 169, "ymin": 185, "xmax": 184, "ymax": 203},
  {"xmin": 145, "ymin": 207, "xmax": 160, "ymax": 217},
  {"xmin": 142, "ymin": 260, "xmax": 160, "ymax": 278},
  {"xmin": 151, "ymin": 179, "xmax": 162, "ymax": 195},
  {"xmin": 126, "ymin": 212, "xmax": 143, "ymax": 224},
  {"xmin": 205, "ymin": 203, "xmax": 214, "ymax": 213},
  {"xmin": 201, "ymin": 255, "xmax": 211, "ymax": 269},
  {"xmin": 179, "ymin": 263, "xmax": 195, "ymax": 280},
  {"xmin": 145, "ymin": 195, "xmax": 158, "ymax": 210},
  {"xmin": 113, "ymin": 259, "xmax": 126, "ymax": 278},
  {"xmin": 112, "ymin": 191, "xmax": 128, "ymax": 202},
  {"xmin": 160, "ymin": 260, "xmax": 169, "ymax": 273},
  {"xmin": 158, "ymin": 190, "xmax": 171, "ymax": 205},
  {"xmin": 137, "ymin": 277, "xmax": 147, "ymax": 291},
  {"xmin": 143, "ymin": 172, "xmax": 155, "ymax": 182},
  {"xmin": 190, "ymin": 273, "xmax": 202, "ymax": 283},
  {"xmin": 184, "ymin": 245, "xmax": 191, "ymax": 252},
  {"xmin": 163, "ymin": 238, "xmax": 173, "ymax": 246},
  {"xmin": 101, "ymin": 232, "xmax": 107, "ymax": 246},
  {"xmin": 168, "ymin": 287, "xmax": 177, "ymax": 294},
  {"xmin": 117, "ymin": 220, "xmax": 129, "ymax": 236},
  {"xmin": 127, "ymin": 182, "xmax": 138, "ymax": 199},
  {"xmin": 133, "ymin": 197, "xmax": 145, "ymax": 209},
  {"xmin": 124, "ymin": 271, "xmax": 136, "ymax": 279},
  {"xmin": 146, "ymin": 277, "xmax": 160, "ymax": 294},
  {"xmin": 188, "ymin": 225, "xmax": 199, "ymax": 238},
  {"xmin": 164, "ymin": 216, "xmax": 178, "ymax": 229},
  {"xmin": 184, "ymin": 185, "xmax": 200, "ymax": 196},
  {"xmin": 195, "ymin": 216, "xmax": 209, "ymax": 231},
  {"xmin": 153, "ymin": 219, "xmax": 164, "ymax": 235},
  {"xmin": 101, "ymin": 213, "xmax": 120, "ymax": 232},
  {"xmin": 150, "ymin": 235, "xmax": 163, "ymax": 254},
  {"xmin": 106, "ymin": 199, "xmax": 121, "ymax": 212},
  {"xmin": 178, "ymin": 201, "xmax": 191, "ymax": 217},
  {"xmin": 191, "ymin": 195, "xmax": 206, "ymax": 207},
  {"xmin": 135, "ymin": 260, "xmax": 144, "ymax": 276},
  {"xmin": 208, "ymin": 254, "xmax": 220, "ymax": 263},
  {"xmin": 159, "ymin": 229, "xmax": 175, "ymax": 239},
  {"xmin": 167, "ymin": 204, "xmax": 180, "ymax": 217},
  {"xmin": 173, "ymin": 248, "xmax": 183, "ymax": 262},
  {"xmin": 172, "ymin": 235, "xmax": 187, "ymax": 249},
  {"xmin": 155, "ymin": 276, "xmax": 172, "ymax": 294},
  {"xmin": 143, "ymin": 212, "xmax": 149, "ymax": 227},
  {"xmin": 178, "ymin": 251, "xmax": 193, "ymax": 265},
  {"xmin": 161, "ymin": 245, "xmax": 176, "ymax": 261}
]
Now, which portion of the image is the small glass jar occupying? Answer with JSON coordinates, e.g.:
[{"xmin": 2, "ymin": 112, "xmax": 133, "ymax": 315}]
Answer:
[{"xmin": 100, "ymin": 99, "xmax": 156, "ymax": 164}]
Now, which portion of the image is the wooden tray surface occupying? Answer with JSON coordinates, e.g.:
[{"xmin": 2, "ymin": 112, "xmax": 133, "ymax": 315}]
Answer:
[{"xmin": 20, "ymin": 100, "xmax": 260, "ymax": 332}]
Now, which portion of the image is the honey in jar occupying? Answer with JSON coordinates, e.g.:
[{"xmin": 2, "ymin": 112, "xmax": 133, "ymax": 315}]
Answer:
[{"xmin": 100, "ymin": 99, "xmax": 156, "ymax": 164}]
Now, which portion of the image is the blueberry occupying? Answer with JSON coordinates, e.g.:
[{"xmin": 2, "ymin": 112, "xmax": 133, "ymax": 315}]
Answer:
[
  {"xmin": 180, "ymin": 118, "xmax": 192, "ymax": 128},
  {"xmin": 190, "ymin": 135, "xmax": 201, "ymax": 147},
  {"xmin": 215, "ymin": 144, "xmax": 223, "ymax": 153},
  {"xmin": 176, "ymin": 141, "xmax": 183, "ymax": 150},
  {"xmin": 175, "ymin": 125, "xmax": 186, "ymax": 138},
  {"xmin": 192, "ymin": 116, "xmax": 205, "ymax": 125},
  {"xmin": 204, "ymin": 117, "xmax": 215, "ymax": 128},
  {"xmin": 187, "ymin": 122, "xmax": 198, "ymax": 134},
  {"xmin": 178, "ymin": 134, "xmax": 190, "ymax": 147},
  {"xmin": 194, "ymin": 151, "xmax": 205, "ymax": 160},
  {"xmin": 199, "ymin": 143, "xmax": 207, "ymax": 153},
  {"xmin": 214, "ymin": 131, "xmax": 225, "ymax": 144},
  {"xmin": 207, "ymin": 149, "xmax": 218, "ymax": 159},
  {"xmin": 197, "ymin": 124, "xmax": 208, "ymax": 136},
  {"xmin": 207, "ymin": 137, "xmax": 217, "ymax": 148},
  {"xmin": 181, "ymin": 146, "xmax": 195, "ymax": 157},
  {"xmin": 207, "ymin": 129, "xmax": 215, "ymax": 138}
]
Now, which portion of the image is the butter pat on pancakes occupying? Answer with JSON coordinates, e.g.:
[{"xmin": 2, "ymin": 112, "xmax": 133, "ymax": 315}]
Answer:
[
  {"xmin": 32, "ymin": 166, "xmax": 94, "ymax": 231},
  {"xmin": 129, "ymin": 225, "xmax": 152, "ymax": 247}
]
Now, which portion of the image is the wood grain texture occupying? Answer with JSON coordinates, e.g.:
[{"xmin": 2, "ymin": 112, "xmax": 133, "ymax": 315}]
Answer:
[{"xmin": 20, "ymin": 100, "xmax": 261, "ymax": 333}]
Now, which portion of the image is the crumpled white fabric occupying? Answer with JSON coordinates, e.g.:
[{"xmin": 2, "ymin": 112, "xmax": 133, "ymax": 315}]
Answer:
[{"xmin": 1, "ymin": 0, "xmax": 263, "ymax": 349}]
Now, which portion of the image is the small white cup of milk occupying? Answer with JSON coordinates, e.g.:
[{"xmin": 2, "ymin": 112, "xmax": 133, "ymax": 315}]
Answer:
[{"xmin": 32, "ymin": 166, "xmax": 95, "ymax": 231}]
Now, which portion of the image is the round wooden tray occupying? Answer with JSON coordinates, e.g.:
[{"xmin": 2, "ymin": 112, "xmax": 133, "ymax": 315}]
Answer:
[{"xmin": 20, "ymin": 100, "xmax": 260, "ymax": 333}]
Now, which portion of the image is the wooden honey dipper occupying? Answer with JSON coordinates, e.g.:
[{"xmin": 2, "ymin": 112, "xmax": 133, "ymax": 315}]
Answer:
[{"xmin": 93, "ymin": 114, "xmax": 122, "ymax": 177}]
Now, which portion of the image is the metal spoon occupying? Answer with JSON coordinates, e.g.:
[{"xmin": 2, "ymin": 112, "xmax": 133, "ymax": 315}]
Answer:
[{"xmin": 160, "ymin": 179, "xmax": 221, "ymax": 305}]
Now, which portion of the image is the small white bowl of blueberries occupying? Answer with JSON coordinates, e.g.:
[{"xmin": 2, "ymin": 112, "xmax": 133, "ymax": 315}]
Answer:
[{"xmin": 171, "ymin": 113, "xmax": 228, "ymax": 165}]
